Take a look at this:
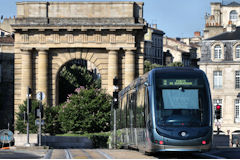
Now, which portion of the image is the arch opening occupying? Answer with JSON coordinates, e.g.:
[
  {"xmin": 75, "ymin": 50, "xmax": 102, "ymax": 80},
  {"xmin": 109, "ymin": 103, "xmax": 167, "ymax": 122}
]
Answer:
[{"xmin": 56, "ymin": 59, "xmax": 101, "ymax": 105}]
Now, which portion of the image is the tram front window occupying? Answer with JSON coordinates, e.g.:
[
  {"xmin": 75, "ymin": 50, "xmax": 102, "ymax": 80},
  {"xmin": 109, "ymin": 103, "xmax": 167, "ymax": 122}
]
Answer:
[
  {"xmin": 154, "ymin": 74, "xmax": 210, "ymax": 127},
  {"xmin": 159, "ymin": 89, "xmax": 201, "ymax": 126}
]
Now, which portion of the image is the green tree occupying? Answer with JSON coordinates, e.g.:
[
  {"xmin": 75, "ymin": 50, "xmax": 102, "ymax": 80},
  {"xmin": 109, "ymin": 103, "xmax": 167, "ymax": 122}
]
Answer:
[
  {"xmin": 59, "ymin": 64, "xmax": 101, "ymax": 104},
  {"xmin": 167, "ymin": 62, "xmax": 184, "ymax": 67},
  {"xmin": 58, "ymin": 87, "xmax": 112, "ymax": 133},
  {"xmin": 43, "ymin": 105, "xmax": 63, "ymax": 135},
  {"xmin": 15, "ymin": 100, "xmax": 42, "ymax": 133},
  {"xmin": 144, "ymin": 60, "xmax": 163, "ymax": 73},
  {"xmin": 144, "ymin": 60, "xmax": 184, "ymax": 73}
]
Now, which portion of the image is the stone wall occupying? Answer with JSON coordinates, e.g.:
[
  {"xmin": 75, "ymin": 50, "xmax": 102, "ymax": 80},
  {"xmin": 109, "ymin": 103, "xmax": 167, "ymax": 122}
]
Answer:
[
  {"xmin": 14, "ymin": 134, "xmax": 38, "ymax": 146},
  {"xmin": 16, "ymin": 2, "xmax": 143, "ymax": 19}
]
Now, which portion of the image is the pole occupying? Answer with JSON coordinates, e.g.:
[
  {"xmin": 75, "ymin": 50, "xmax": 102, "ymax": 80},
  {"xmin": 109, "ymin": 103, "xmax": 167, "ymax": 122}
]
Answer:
[
  {"xmin": 26, "ymin": 86, "xmax": 30, "ymax": 146},
  {"xmin": 39, "ymin": 102, "xmax": 42, "ymax": 146},
  {"xmin": 113, "ymin": 106, "xmax": 116, "ymax": 149},
  {"xmin": 113, "ymin": 77, "xmax": 118, "ymax": 149}
]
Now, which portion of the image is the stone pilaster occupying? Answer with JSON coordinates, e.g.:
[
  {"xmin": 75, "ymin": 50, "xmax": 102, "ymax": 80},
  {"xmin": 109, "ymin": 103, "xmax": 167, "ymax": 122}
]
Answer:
[
  {"xmin": 138, "ymin": 53, "xmax": 144, "ymax": 76},
  {"xmin": 21, "ymin": 49, "xmax": 32, "ymax": 102},
  {"xmin": 125, "ymin": 49, "xmax": 135, "ymax": 87},
  {"xmin": 37, "ymin": 49, "xmax": 48, "ymax": 104},
  {"xmin": 108, "ymin": 49, "xmax": 118, "ymax": 94}
]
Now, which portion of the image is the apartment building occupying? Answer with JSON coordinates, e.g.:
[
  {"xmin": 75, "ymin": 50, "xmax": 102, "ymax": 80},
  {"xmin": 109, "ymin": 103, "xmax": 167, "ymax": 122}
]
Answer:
[
  {"xmin": 204, "ymin": 1, "xmax": 240, "ymax": 39},
  {"xmin": 199, "ymin": 27, "xmax": 240, "ymax": 136},
  {"xmin": 163, "ymin": 36, "xmax": 199, "ymax": 67},
  {"xmin": 144, "ymin": 25, "xmax": 165, "ymax": 65}
]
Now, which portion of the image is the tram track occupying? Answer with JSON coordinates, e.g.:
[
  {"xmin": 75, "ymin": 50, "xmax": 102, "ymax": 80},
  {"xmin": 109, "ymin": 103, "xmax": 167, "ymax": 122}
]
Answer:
[
  {"xmin": 64, "ymin": 149, "xmax": 73, "ymax": 159},
  {"xmin": 96, "ymin": 149, "xmax": 113, "ymax": 159},
  {"xmin": 50, "ymin": 148, "xmax": 217, "ymax": 159},
  {"xmin": 60, "ymin": 149, "xmax": 113, "ymax": 159}
]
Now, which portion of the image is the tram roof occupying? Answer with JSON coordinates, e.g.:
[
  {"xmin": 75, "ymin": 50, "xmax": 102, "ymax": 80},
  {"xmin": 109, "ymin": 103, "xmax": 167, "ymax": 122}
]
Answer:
[{"xmin": 119, "ymin": 67, "xmax": 202, "ymax": 97}]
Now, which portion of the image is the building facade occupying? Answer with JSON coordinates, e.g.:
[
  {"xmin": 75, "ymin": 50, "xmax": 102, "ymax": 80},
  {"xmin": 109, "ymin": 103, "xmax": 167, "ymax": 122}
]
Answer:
[
  {"xmin": 0, "ymin": 17, "xmax": 15, "ymax": 34},
  {"xmin": 0, "ymin": 36, "xmax": 14, "ymax": 130},
  {"xmin": 144, "ymin": 25, "xmax": 165, "ymax": 65},
  {"xmin": 204, "ymin": 1, "xmax": 240, "ymax": 39},
  {"xmin": 163, "ymin": 36, "xmax": 199, "ymax": 67},
  {"xmin": 199, "ymin": 27, "xmax": 240, "ymax": 136},
  {"xmin": 0, "ymin": 29, "xmax": 11, "ymax": 37}
]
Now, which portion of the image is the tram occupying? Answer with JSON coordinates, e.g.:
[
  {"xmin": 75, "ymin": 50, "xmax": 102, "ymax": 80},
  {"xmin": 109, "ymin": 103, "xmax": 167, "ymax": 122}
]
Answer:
[{"xmin": 112, "ymin": 67, "xmax": 213, "ymax": 153}]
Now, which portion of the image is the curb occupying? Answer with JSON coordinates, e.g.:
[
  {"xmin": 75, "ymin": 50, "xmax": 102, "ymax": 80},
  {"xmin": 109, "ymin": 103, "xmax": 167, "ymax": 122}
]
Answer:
[{"xmin": 0, "ymin": 147, "xmax": 10, "ymax": 150}]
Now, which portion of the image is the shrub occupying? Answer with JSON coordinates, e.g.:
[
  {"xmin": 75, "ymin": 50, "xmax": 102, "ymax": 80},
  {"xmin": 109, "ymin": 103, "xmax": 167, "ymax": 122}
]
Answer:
[
  {"xmin": 16, "ymin": 100, "xmax": 62, "ymax": 135},
  {"xmin": 43, "ymin": 105, "xmax": 63, "ymax": 135},
  {"xmin": 58, "ymin": 87, "xmax": 112, "ymax": 133}
]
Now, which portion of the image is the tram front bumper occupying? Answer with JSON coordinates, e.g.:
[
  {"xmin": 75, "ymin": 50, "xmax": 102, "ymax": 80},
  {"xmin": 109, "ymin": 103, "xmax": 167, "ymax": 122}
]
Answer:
[{"xmin": 149, "ymin": 143, "xmax": 211, "ymax": 152}]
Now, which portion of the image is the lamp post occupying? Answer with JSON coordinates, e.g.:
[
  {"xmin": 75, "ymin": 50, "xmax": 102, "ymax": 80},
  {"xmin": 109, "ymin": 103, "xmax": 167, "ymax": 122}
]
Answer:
[{"xmin": 25, "ymin": 87, "xmax": 32, "ymax": 147}]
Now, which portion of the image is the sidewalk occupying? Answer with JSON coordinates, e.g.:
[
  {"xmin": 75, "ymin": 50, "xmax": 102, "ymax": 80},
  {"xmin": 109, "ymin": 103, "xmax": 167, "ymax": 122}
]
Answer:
[
  {"xmin": 201, "ymin": 146, "xmax": 240, "ymax": 159},
  {"xmin": 8, "ymin": 146, "xmax": 50, "ymax": 159}
]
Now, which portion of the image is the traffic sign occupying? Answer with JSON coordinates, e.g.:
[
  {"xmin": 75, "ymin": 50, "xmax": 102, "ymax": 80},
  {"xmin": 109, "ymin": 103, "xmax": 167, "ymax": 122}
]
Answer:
[
  {"xmin": 36, "ymin": 92, "xmax": 45, "ymax": 101},
  {"xmin": 35, "ymin": 120, "xmax": 44, "ymax": 125},
  {"xmin": 0, "ymin": 129, "xmax": 14, "ymax": 143}
]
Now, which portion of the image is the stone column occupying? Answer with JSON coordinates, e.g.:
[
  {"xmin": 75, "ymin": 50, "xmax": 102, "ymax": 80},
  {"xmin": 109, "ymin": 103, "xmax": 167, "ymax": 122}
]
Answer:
[
  {"xmin": 37, "ymin": 49, "xmax": 48, "ymax": 104},
  {"xmin": 21, "ymin": 49, "xmax": 32, "ymax": 102},
  {"xmin": 125, "ymin": 49, "xmax": 135, "ymax": 87},
  {"xmin": 108, "ymin": 49, "xmax": 118, "ymax": 94}
]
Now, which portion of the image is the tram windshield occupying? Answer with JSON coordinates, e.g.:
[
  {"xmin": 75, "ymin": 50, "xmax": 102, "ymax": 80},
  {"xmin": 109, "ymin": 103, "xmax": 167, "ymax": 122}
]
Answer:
[{"xmin": 154, "ymin": 71, "xmax": 210, "ymax": 127}]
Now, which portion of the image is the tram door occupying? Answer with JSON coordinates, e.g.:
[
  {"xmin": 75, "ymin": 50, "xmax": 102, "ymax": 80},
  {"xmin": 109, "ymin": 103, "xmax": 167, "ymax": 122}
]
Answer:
[{"xmin": 129, "ymin": 91, "xmax": 137, "ymax": 146}]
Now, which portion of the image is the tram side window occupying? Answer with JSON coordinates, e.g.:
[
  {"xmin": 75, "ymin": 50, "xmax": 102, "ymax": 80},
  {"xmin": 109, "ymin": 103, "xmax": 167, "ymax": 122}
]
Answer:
[
  {"xmin": 126, "ymin": 92, "xmax": 137, "ymax": 129},
  {"xmin": 117, "ymin": 100, "xmax": 122, "ymax": 129},
  {"xmin": 121, "ymin": 94, "xmax": 127, "ymax": 129},
  {"xmin": 126, "ymin": 94, "xmax": 130, "ymax": 128},
  {"xmin": 144, "ymin": 88, "xmax": 150, "ymax": 128},
  {"xmin": 136, "ymin": 85, "xmax": 145, "ymax": 128},
  {"xmin": 132, "ymin": 92, "xmax": 137, "ymax": 128}
]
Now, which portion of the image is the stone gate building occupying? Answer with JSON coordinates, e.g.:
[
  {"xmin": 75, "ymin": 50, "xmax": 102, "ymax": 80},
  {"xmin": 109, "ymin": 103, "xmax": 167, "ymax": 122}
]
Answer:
[{"xmin": 12, "ymin": 1, "xmax": 146, "ymax": 114}]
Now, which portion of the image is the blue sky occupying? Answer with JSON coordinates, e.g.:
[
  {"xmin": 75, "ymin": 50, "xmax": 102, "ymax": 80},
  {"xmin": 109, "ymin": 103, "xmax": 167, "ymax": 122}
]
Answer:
[{"xmin": 0, "ymin": 0, "xmax": 222, "ymax": 37}]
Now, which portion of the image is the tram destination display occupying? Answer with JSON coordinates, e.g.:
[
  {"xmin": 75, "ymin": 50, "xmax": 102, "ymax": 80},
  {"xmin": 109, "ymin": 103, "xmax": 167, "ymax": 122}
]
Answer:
[{"xmin": 162, "ymin": 79, "xmax": 198, "ymax": 86}]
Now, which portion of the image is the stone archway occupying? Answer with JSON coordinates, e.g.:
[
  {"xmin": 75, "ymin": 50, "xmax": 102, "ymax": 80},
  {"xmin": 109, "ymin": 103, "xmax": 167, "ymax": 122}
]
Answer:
[
  {"xmin": 12, "ymin": 1, "xmax": 146, "ymax": 118},
  {"xmin": 56, "ymin": 58, "xmax": 100, "ymax": 105},
  {"xmin": 52, "ymin": 49, "xmax": 106, "ymax": 106}
]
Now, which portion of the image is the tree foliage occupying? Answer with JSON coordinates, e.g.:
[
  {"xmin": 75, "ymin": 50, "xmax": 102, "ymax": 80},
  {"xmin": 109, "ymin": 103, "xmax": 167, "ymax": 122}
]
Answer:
[
  {"xmin": 144, "ymin": 60, "xmax": 163, "ymax": 73},
  {"xmin": 144, "ymin": 60, "xmax": 184, "ymax": 73},
  {"xmin": 59, "ymin": 63, "xmax": 101, "ymax": 104},
  {"xmin": 43, "ymin": 105, "xmax": 63, "ymax": 135},
  {"xmin": 167, "ymin": 62, "xmax": 184, "ymax": 67},
  {"xmin": 16, "ymin": 87, "xmax": 112, "ymax": 134},
  {"xmin": 15, "ymin": 100, "xmax": 42, "ymax": 133},
  {"xmin": 58, "ymin": 87, "xmax": 112, "ymax": 133}
]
